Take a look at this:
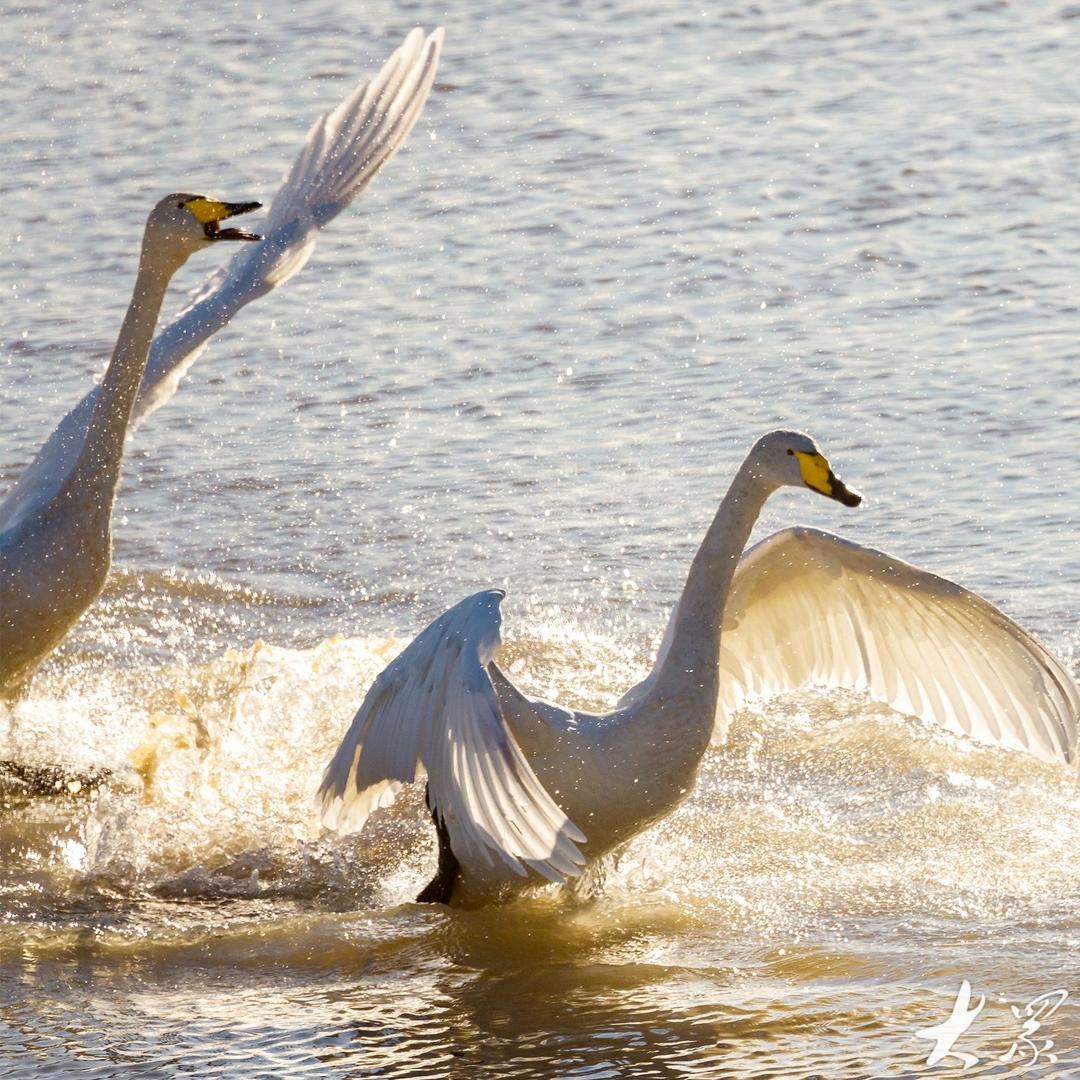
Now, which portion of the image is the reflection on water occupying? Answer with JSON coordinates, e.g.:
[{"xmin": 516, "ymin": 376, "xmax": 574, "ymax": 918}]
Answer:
[{"xmin": 2, "ymin": 0, "xmax": 1079, "ymax": 1074}]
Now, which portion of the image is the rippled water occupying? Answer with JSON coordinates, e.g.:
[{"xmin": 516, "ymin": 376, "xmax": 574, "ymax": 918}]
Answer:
[{"xmin": 2, "ymin": 1, "xmax": 1078, "ymax": 1076}]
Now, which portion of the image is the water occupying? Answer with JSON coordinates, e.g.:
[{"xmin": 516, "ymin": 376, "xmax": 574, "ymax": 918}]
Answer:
[{"xmin": 2, "ymin": 1, "xmax": 1078, "ymax": 1075}]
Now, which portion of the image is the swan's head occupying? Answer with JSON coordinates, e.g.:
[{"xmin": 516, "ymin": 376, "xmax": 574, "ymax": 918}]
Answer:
[
  {"xmin": 144, "ymin": 193, "xmax": 262, "ymax": 265},
  {"xmin": 748, "ymin": 430, "xmax": 862, "ymax": 507}
]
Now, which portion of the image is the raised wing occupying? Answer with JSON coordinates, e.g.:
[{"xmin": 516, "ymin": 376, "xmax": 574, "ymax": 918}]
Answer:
[
  {"xmin": 316, "ymin": 590, "xmax": 587, "ymax": 883},
  {"xmin": 0, "ymin": 27, "xmax": 443, "ymax": 533},
  {"xmin": 713, "ymin": 527, "xmax": 1078, "ymax": 765}
]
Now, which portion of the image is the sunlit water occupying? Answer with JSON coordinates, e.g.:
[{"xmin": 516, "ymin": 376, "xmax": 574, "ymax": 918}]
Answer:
[{"xmin": 2, "ymin": 1, "xmax": 1078, "ymax": 1076}]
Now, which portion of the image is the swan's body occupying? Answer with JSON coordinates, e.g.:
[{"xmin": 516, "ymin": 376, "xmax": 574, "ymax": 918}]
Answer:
[
  {"xmin": 0, "ymin": 196, "xmax": 263, "ymax": 693},
  {"xmin": 317, "ymin": 431, "xmax": 1078, "ymax": 905},
  {"xmin": 0, "ymin": 28, "xmax": 442, "ymax": 693}
]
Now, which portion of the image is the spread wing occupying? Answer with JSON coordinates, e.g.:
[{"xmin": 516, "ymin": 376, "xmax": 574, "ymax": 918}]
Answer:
[
  {"xmin": 621, "ymin": 527, "xmax": 1077, "ymax": 766},
  {"xmin": 316, "ymin": 590, "xmax": 587, "ymax": 882},
  {"xmin": 0, "ymin": 27, "xmax": 443, "ymax": 533},
  {"xmin": 711, "ymin": 527, "xmax": 1077, "ymax": 765}
]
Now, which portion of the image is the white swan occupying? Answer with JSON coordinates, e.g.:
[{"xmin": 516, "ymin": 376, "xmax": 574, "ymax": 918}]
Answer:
[
  {"xmin": 316, "ymin": 431, "xmax": 1078, "ymax": 904},
  {"xmin": 0, "ymin": 196, "xmax": 263, "ymax": 694},
  {"xmin": 0, "ymin": 27, "xmax": 443, "ymax": 536},
  {"xmin": 0, "ymin": 28, "xmax": 443, "ymax": 695}
]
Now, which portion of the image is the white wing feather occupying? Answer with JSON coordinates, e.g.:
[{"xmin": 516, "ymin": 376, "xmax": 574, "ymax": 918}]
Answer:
[
  {"xmin": 653, "ymin": 527, "xmax": 1077, "ymax": 765},
  {"xmin": 0, "ymin": 28, "xmax": 443, "ymax": 534},
  {"xmin": 316, "ymin": 590, "xmax": 587, "ymax": 883}
]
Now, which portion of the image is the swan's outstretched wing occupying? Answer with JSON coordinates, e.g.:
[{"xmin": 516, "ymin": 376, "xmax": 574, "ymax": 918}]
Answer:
[
  {"xmin": 0, "ymin": 27, "xmax": 443, "ymax": 534},
  {"xmin": 316, "ymin": 591, "xmax": 587, "ymax": 882},
  {"xmin": 134, "ymin": 25, "xmax": 444, "ymax": 424},
  {"xmin": 712, "ymin": 527, "xmax": 1078, "ymax": 765}
]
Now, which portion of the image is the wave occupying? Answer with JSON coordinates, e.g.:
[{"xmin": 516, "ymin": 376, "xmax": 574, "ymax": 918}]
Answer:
[{"xmin": 2, "ymin": 624, "xmax": 1077, "ymax": 945}]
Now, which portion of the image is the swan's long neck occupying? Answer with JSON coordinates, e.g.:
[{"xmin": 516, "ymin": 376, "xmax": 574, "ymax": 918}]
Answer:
[
  {"xmin": 647, "ymin": 459, "xmax": 770, "ymax": 711},
  {"xmin": 65, "ymin": 241, "xmax": 177, "ymax": 507},
  {"xmin": 587, "ymin": 457, "xmax": 773, "ymax": 837}
]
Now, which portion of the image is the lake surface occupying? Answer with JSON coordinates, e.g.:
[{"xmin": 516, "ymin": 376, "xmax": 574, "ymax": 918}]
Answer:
[{"xmin": 1, "ymin": 0, "xmax": 1078, "ymax": 1076}]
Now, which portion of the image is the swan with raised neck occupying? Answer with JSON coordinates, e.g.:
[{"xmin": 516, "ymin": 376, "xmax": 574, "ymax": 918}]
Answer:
[{"xmin": 0, "ymin": 194, "xmax": 261, "ymax": 694}]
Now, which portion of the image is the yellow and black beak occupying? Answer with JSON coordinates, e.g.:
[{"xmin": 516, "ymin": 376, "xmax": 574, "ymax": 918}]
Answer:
[
  {"xmin": 794, "ymin": 450, "xmax": 862, "ymax": 507},
  {"xmin": 182, "ymin": 197, "xmax": 262, "ymax": 241}
]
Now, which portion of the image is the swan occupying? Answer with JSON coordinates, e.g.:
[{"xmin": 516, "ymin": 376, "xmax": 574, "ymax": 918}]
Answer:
[
  {"xmin": 0, "ymin": 196, "xmax": 263, "ymax": 694},
  {"xmin": 0, "ymin": 28, "xmax": 443, "ymax": 695},
  {"xmin": 316, "ymin": 430, "xmax": 1079, "ymax": 905},
  {"xmin": 0, "ymin": 27, "xmax": 443, "ymax": 538}
]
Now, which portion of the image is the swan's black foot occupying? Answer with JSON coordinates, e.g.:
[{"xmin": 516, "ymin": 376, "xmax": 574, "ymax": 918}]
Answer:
[{"xmin": 416, "ymin": 785, "xmax": 459, "ymax": 904}]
